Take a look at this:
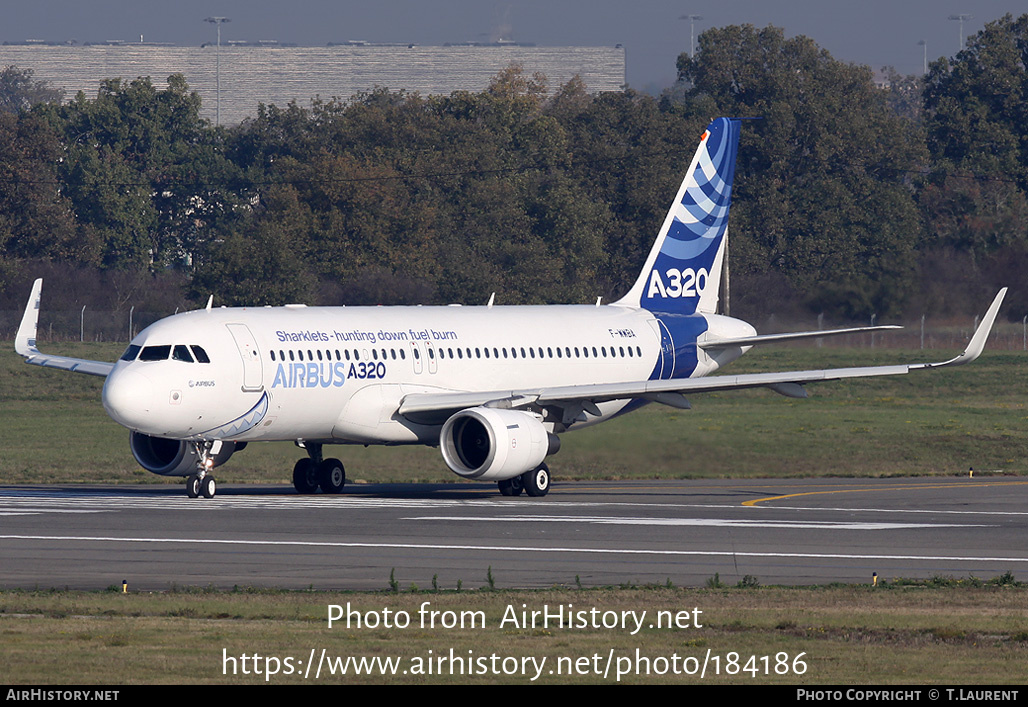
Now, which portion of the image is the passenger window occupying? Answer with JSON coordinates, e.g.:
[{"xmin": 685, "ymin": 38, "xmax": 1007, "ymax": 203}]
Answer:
[
  {"xmin": 139, "ymin": 345, "xmax": 171, "ymax": 361},
  {"xmin": 120, "ymin": 344, "xmax": 140, "ymax": 361},
  {"xmin": 173, "ymin": 345, "xmax": 194, "ymax": 363},
  {"xmin": 191, "ymin": 345, "xmax": 211, "ymax": 363}
]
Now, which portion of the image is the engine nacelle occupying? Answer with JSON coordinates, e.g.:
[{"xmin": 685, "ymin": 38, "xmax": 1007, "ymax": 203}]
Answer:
[
  {"xmin": 440, "ymin": 407, "xmax": 558, "ymax": 481},
  {"xmin": 129, "ymin": 432, "xmax": 239, "ymax": 477}
]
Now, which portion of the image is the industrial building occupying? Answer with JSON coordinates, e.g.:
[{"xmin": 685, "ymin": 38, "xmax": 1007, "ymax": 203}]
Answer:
[{"xmin": 0, "ymin": 42, "xmax": 627, "ymax": 124}]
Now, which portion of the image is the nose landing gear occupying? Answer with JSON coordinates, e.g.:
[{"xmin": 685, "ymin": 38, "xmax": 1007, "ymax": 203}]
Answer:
[{"xmin": 185, "ymin": 441, "xmax": 219, "ymax": 499}]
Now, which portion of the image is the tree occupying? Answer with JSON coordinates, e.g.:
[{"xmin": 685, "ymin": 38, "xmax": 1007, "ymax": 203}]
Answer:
[
  {"xmin": 0, "ymin": 66, "xmax": 62, "ymax": 114},
  {"xmin": 41, "ymin": 74, "xmax": 246, "ymax": 270},
  {"xmin": 677, "ymin": 24, "xmax": 927, "ymax": 316},
  {"xmin": 923, "ymin": 14, "xmax": 1028, "ymax": 188},
  {"xmin": 919, "ymin": 14, "xmax": 1028, "ymax": 315},
  {"xmin": 0, "ymin": 112, "xmax": 85, "ymax": 265}
]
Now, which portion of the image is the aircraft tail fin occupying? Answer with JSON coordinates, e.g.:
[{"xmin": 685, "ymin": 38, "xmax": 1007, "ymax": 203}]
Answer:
[{"xmin": 615, "ymin": 117, "xmax": 741, "ymax": 315}]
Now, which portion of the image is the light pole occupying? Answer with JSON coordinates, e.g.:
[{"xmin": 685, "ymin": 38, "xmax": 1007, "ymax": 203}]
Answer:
[
  {"xmin": 679, "ymin": 15, "xmax": 704, "ymax": 57},
  {"xmin": 204, "ymin": 16, "xmax": 230, "ymax": 126},
  {"xmin": 948, "ymin": 14, "xmax": 972, "ymax": 51},
  {"xmin": 918, "ymin": 39, "xmax": 927, "ymax": 74}
]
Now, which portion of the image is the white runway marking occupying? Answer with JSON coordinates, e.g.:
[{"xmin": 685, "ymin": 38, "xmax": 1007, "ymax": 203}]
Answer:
[
  {"xmin": 1, "ymin": 534, "xmax": 1026, "ymax": 565},
  {"xmin": 0, "ymin": 491, "xmax": 1022, "ymax": 517},
  {"xmin": 0, "ymin": 509, "xmax": 108, "ymax": 516},
  {"xmin": 403, "ymin": 514, "xmax": 985, "ymax": 530}
]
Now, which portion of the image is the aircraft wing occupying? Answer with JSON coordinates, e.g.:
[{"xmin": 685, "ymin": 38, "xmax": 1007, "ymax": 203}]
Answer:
[
  {"xmin": 15, "ymin": 279, "xmax": 114, "ymax": 378},
  {"xmin": 399, "ymin": 288, "xmax": 1006, "ymax": 420}
]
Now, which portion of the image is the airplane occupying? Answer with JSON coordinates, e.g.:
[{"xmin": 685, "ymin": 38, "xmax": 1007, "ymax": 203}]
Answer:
[{"xmin": 14, "ymin": 117, "xmax": 1007, "ymax": 500}]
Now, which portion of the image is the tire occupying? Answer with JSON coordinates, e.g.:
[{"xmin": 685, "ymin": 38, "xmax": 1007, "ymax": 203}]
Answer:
[
  {"xmin": 318, "ymin": 458, "xmax": 346, "ymax": 494},
  {"xmin": 498, "ymin": 475, "xmax": 524, "ymax": 497},
  {"xmin": 292, "ymin": 458, "xmax": 319, "ymax": 494},
  {"xmin": 522, "ymin": 463, "xmax": 550, "ymax": 497},
  {"xmin": 186, "ymin": 474, "xmax": 201, "ymax": 498},
  {"xmin": 201, "ymin": 475, "xmax": 217, "ymax": 499}
]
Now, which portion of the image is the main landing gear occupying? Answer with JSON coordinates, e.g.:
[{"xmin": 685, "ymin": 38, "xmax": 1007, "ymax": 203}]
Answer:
[
  {"xmin": 292, "ymin": 442, "xmax": 346, "ymax": 494},
  {"xmin": 497, "ymin": 462, "xmax": 550, "ymax": 497},
  {"xmin": 185, "ymin": 441, "xmax": 218, "ymax": 499}
]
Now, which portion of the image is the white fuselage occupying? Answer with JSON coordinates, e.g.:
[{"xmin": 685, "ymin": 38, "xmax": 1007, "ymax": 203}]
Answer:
[{"xmin": 101, "ymin": 303, "xmax": 755, "ymax": 445}]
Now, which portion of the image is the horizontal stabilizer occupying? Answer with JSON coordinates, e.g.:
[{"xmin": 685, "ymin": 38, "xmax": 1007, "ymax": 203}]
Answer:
[{"xmin": 699, "ymin": 325, "xmax": 902, "ymax": 350}]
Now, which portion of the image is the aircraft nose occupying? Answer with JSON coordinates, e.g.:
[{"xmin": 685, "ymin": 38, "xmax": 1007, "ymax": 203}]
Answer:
[{"xmin": 102, "ymin": 368, "xmax": 155, "ymax": 430}]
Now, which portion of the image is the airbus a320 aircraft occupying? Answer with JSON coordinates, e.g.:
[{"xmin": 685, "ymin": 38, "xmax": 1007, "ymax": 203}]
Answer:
[{"xmin": 15, "ymin": 118, "xmax": 1006, "ymax": 499}]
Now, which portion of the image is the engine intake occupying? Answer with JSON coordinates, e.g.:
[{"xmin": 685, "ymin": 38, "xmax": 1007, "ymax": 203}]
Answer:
[
  {"xmin": 440, "ymin": 407, "xmax": 558, "ymax": 481},
  {"xmin": 129, "ymin": 432, "xmax": 238, "ymax": 476}
]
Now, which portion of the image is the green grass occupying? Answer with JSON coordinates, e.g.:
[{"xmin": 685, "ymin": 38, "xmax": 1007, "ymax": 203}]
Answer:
[
  {"xmin": 2, "ymin": 581, "xmax": 1026, "ymax": 684},
  {"xmin": 1, "ymin": 342, "xmax": 1026, "ymax": 484}
]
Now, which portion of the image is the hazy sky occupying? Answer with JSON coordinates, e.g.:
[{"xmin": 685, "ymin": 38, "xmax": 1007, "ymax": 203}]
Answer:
[{"xmin": 7, "ymin": 1, "xmax": 1023, "ymax": 91}]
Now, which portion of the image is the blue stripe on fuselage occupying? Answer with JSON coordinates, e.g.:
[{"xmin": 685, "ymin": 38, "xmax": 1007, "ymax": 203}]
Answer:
[{"xmin": 648, "ymin": 313, "xmax": 708, "ymax": 380}]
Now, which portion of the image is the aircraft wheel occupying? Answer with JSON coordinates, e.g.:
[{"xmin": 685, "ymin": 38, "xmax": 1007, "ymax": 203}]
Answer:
[
  {"xmin": 201, "ymin": 475, "xmax": 217, "ymax": 499},
  {"xmin": 498, "ymin": 475, "xmax": 524, "ymax": 497},
  {"xmin": 522, "ymin": 463, "xmax": 550, "ymax": 497},
  {"xmin": 318, "ymin": 458, "xmax": 346, "ymax": 494},
  {"xmin": 292, "ymin": 458, "xmax": 319, "ymax": 494},
  {"xmin": 186, "ymin": 474, "xmax": 201, "ymax": 499}
]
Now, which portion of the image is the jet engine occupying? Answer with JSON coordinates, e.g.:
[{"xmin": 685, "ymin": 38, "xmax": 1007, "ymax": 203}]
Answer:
[
  {"xmin": 129, "ymin": 432, "xmax": 241, "ymax": 476},
  {"xmin": 440, "ymin": 407, "xmax": 559, "ymax": 481}
]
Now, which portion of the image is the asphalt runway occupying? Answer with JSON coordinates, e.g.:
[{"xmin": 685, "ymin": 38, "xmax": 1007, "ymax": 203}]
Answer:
[{"xmin": 1, "ymin": 477, "xmax": 1027, "ymax": 591}]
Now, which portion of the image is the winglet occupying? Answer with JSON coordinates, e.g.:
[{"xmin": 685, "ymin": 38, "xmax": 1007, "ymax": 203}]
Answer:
[
  {"xmin": 15, "ymin": 278, "xmax": 43, "ymax": 358},
  {"xmin": 915, "ymin": 288, "xmax": 1007, "ymax": 370}
]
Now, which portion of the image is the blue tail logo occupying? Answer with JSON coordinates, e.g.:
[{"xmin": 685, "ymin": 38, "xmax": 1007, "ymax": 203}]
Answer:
[{"xmin": 616, "ymin": 117, "xmax": 741, "ymax": 315}]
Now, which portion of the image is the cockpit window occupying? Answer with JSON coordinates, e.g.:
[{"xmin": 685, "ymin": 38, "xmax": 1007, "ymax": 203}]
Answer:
[
  {"xmin": 138, "ymin": 345, "xmax": 171, "ymax": 361},
  {"xmin": 120, "ymin": 345, "xmax": 140, "ymax": 362},
  {"xmin": 173, "ymin": 345, "xmax": 194, "ymax": 362},
  {"xmin": 191, "ymin": 345, "xmax": 211, "ymax": 363}
]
